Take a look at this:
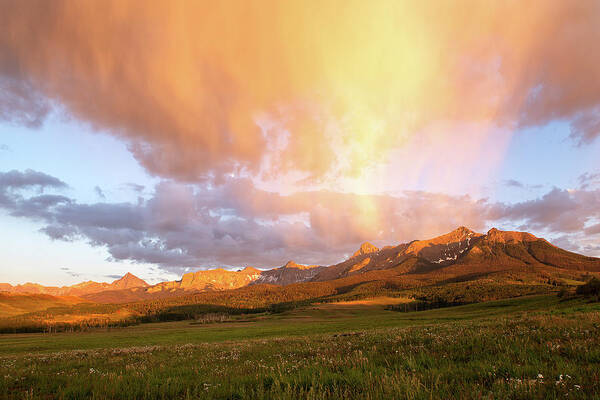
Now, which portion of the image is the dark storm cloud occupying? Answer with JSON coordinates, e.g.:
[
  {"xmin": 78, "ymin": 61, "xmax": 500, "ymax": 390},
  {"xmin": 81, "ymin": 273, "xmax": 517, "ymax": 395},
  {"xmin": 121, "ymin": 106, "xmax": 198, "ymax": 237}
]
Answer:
[
  {"xmin": 0, "ymin": 169, "xmax": 67, "ymax": 190},
  {"xmin": 40, "ymin": 224, "xmax": 79, "ymax": 241},
  {"xmin": 2, "ymin": 1, "xmax": 600, "ymax": 187},
  {"xmin": 496, "ymin": 188, "xmax": 600, "ymax": 233},
  {"xmin": 10, "ymin": 194, "xmax": 72, "ymax": 219},
  {"xmin": 0, "ymin": 170, "xmax": 70, "ymax": 219},
  {"xmin": 53, "ymin": 203, "xmax": 145, "ymax": 231},
  {"xmin": 2, "ymin": 169, "xmax": 600, "ymax": 275}
]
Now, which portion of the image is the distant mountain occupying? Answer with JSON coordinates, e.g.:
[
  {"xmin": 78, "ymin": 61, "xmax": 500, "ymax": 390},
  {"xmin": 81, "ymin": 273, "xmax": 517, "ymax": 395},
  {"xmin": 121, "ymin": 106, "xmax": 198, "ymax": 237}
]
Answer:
[
  {"xmin": 153, "ymin": 267, "xmax": 261, "ymax": 292},
  {"xmin": 253, "ymin": 261, "xmax": 324, "ymax": 285},
  {"xmin": 80, "ymin": 267, "xmax": 261, "ymax": 303},
  {"xmin": 0, "ymin": 273, "xmax": 149, "ymax": 297},
  {"xmin": 317, "ymin": 226, "xmax": 600, "ymax": 280},
  {"xmin": 3, "ymin": 228, "xmax": 600, "ymax": 304},
  {"xmin": 84, "ymin": 262, "xmax": 325, "ymax": 303},
  {"xmin": 352, "ymin": 242, "xmax": 379, "ymax": 258},
  {"xmin": 110, "ymin": 273, "xmax": 150, "ymax": 291}
]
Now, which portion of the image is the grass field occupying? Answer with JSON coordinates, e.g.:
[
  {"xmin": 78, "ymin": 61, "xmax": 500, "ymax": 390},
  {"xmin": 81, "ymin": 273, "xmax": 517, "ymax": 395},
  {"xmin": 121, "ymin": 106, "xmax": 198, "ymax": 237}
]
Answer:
[{"xmin": 1, "ymin": 295, "xmax": 599, "ymax": 399}]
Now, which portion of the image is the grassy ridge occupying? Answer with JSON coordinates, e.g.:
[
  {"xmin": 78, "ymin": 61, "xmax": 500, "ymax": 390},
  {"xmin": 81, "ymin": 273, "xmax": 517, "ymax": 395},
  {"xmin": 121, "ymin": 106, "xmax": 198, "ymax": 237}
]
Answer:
[
  {"xmin": 0, "ymin": 272, "xmax": 565, "ymax": 333},
  {"xmin": 0, "ymin": 295, "xmax": 599, "ymax": 399}
]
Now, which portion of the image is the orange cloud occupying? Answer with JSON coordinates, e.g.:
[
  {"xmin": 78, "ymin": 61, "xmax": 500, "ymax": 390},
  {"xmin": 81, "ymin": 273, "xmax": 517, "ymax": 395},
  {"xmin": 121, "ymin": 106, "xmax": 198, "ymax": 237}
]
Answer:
[{"xmin": 1, "ymin": 0, "xmax": 599, "ymax": 187}]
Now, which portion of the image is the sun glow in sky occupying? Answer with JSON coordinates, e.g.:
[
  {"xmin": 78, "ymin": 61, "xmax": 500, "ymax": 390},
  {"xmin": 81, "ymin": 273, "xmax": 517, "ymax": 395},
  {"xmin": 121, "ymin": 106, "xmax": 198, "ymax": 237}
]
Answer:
[{"xmin": 1, "ymin": 0, "xmax": 600, "ymax": 285}]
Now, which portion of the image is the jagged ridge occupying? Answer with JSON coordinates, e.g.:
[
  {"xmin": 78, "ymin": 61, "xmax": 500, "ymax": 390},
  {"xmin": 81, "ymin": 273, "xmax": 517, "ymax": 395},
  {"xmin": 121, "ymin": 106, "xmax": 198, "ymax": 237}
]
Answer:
[{"xmin": 3, "ymin": 227, "xmax": 600, "ymax": 304}]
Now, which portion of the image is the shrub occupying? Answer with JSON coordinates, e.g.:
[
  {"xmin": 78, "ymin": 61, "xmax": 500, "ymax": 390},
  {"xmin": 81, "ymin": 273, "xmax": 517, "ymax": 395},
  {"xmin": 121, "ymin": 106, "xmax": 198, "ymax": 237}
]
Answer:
[
  {"xmin": 557, "ymin": 286, "xmax": 569, "ymax": 298},
  {"xmin": 575, "ymin": 278, "xmax": 600, "ymax": 299}
]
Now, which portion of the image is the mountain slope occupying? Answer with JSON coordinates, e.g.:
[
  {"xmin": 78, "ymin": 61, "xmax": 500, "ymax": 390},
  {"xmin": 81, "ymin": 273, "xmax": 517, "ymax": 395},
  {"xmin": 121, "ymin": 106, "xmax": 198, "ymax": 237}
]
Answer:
[
  {"xmin": 454, "ymin": 228, "xmax": 600, "ymax": 272},
  {"xmin": 83, "ymin": 267, "xmax": 263, "ymax": 303},
  {"xmin": 0, "ymin": 293, "xmax": 89, "ymax": 317},
  {"xmin": 311, "ymin": 227, "xmax": 483, "ymax": 282},
  {"xmin": 84, "ymin": 263, "xmax": 327, "ymax": 303},
  {"xmin": 404, "ymin": 226, "xmax": 482, "ymax": 264},
  {"xmin": 3, "ymin": 227, "xmax": 599, "ymax": 305},
  {"xmin": 254, "ymin": 261, "xmax": 324, "ymax": 285}
]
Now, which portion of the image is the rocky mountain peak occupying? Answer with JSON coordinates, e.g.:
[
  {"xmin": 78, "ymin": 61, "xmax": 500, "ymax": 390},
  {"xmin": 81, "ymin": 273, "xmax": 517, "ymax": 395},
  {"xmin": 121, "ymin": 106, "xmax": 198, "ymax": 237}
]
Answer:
[
  {"xmin": 111, "ymin": 272, "xmax": 149, "ymax": 290},
  {"xmin": 485, "ymin": 228, "xmax": 538, "ymax": 243},
  {"xmin": 454, "ymin": 226, "xmax": 476, "ymax": 235},
  {"xmin": 282, "ymin": 261, "xmax": 319, "ymax": 270},
  {"xmin": 353, "ymin": 242, "xmax": 379, "ymax": 258},
  {"xmin": 441, "ymin": 226, "xmax": 478, "ymax": 242},
  {"xmin": 405, "ymin": 227, "xmax": 482, "ymax": 264},
  {"xmin": 240, "ymin": 266, "xmax": 260, "ymax": 274}
]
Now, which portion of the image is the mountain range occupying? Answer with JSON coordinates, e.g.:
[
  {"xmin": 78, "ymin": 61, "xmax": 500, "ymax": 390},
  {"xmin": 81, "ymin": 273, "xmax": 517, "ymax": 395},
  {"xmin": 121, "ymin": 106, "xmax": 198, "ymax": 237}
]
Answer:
[
  {"xmin": 2, "ymin": 227, "xmax": 599, "ymax": 304},
  {"xmin": 0, "ymin": 272, "xmax": 148, "ymax": 297}
]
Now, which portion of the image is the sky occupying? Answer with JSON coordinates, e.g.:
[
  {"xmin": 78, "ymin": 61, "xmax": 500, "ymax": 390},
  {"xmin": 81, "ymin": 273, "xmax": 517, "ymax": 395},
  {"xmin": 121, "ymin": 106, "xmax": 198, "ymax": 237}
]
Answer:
[{"xmin": 1, "ymin": 0, "xmax": 599, "ymax": 286}]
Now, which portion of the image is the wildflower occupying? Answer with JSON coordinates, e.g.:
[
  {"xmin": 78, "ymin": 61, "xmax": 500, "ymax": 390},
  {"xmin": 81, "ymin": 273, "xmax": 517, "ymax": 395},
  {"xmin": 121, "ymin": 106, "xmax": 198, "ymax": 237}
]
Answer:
[{"xmin": 537, "ymin": 374, "xmax": 543, "ymax": 379}]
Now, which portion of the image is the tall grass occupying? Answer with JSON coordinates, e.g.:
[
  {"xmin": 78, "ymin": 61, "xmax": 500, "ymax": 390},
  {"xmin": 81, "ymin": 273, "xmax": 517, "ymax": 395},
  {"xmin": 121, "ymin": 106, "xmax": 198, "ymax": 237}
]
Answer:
[{"xmin": 1, "ymin": 297, "xmax": 599, "ymax": 399}]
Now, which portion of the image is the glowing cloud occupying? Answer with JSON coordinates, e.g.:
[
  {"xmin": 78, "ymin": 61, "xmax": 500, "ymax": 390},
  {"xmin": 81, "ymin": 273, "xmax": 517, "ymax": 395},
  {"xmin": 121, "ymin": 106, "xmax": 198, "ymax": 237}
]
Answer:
[
  {"xmin": 2, "ymin": 1, "xmax": 599, "ymax": 185},
  {"xmin": 1, "ymin": 1, "xmax": 600, "ymax": 271}
]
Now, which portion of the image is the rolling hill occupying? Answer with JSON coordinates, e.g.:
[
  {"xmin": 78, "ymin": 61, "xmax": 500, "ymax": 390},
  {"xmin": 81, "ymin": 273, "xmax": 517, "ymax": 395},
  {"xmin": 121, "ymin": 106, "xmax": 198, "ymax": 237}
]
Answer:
[{"xmin": 0, "ymin": 293, "xmax": 89, "ymax": 318}]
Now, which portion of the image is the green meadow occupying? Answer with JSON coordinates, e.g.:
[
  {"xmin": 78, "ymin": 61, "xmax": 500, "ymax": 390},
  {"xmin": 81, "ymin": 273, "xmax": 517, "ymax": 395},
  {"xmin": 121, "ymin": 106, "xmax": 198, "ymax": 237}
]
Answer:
[{"xmin": 1, "ymin": 295, "xmax": 599, "ymax": 399}]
